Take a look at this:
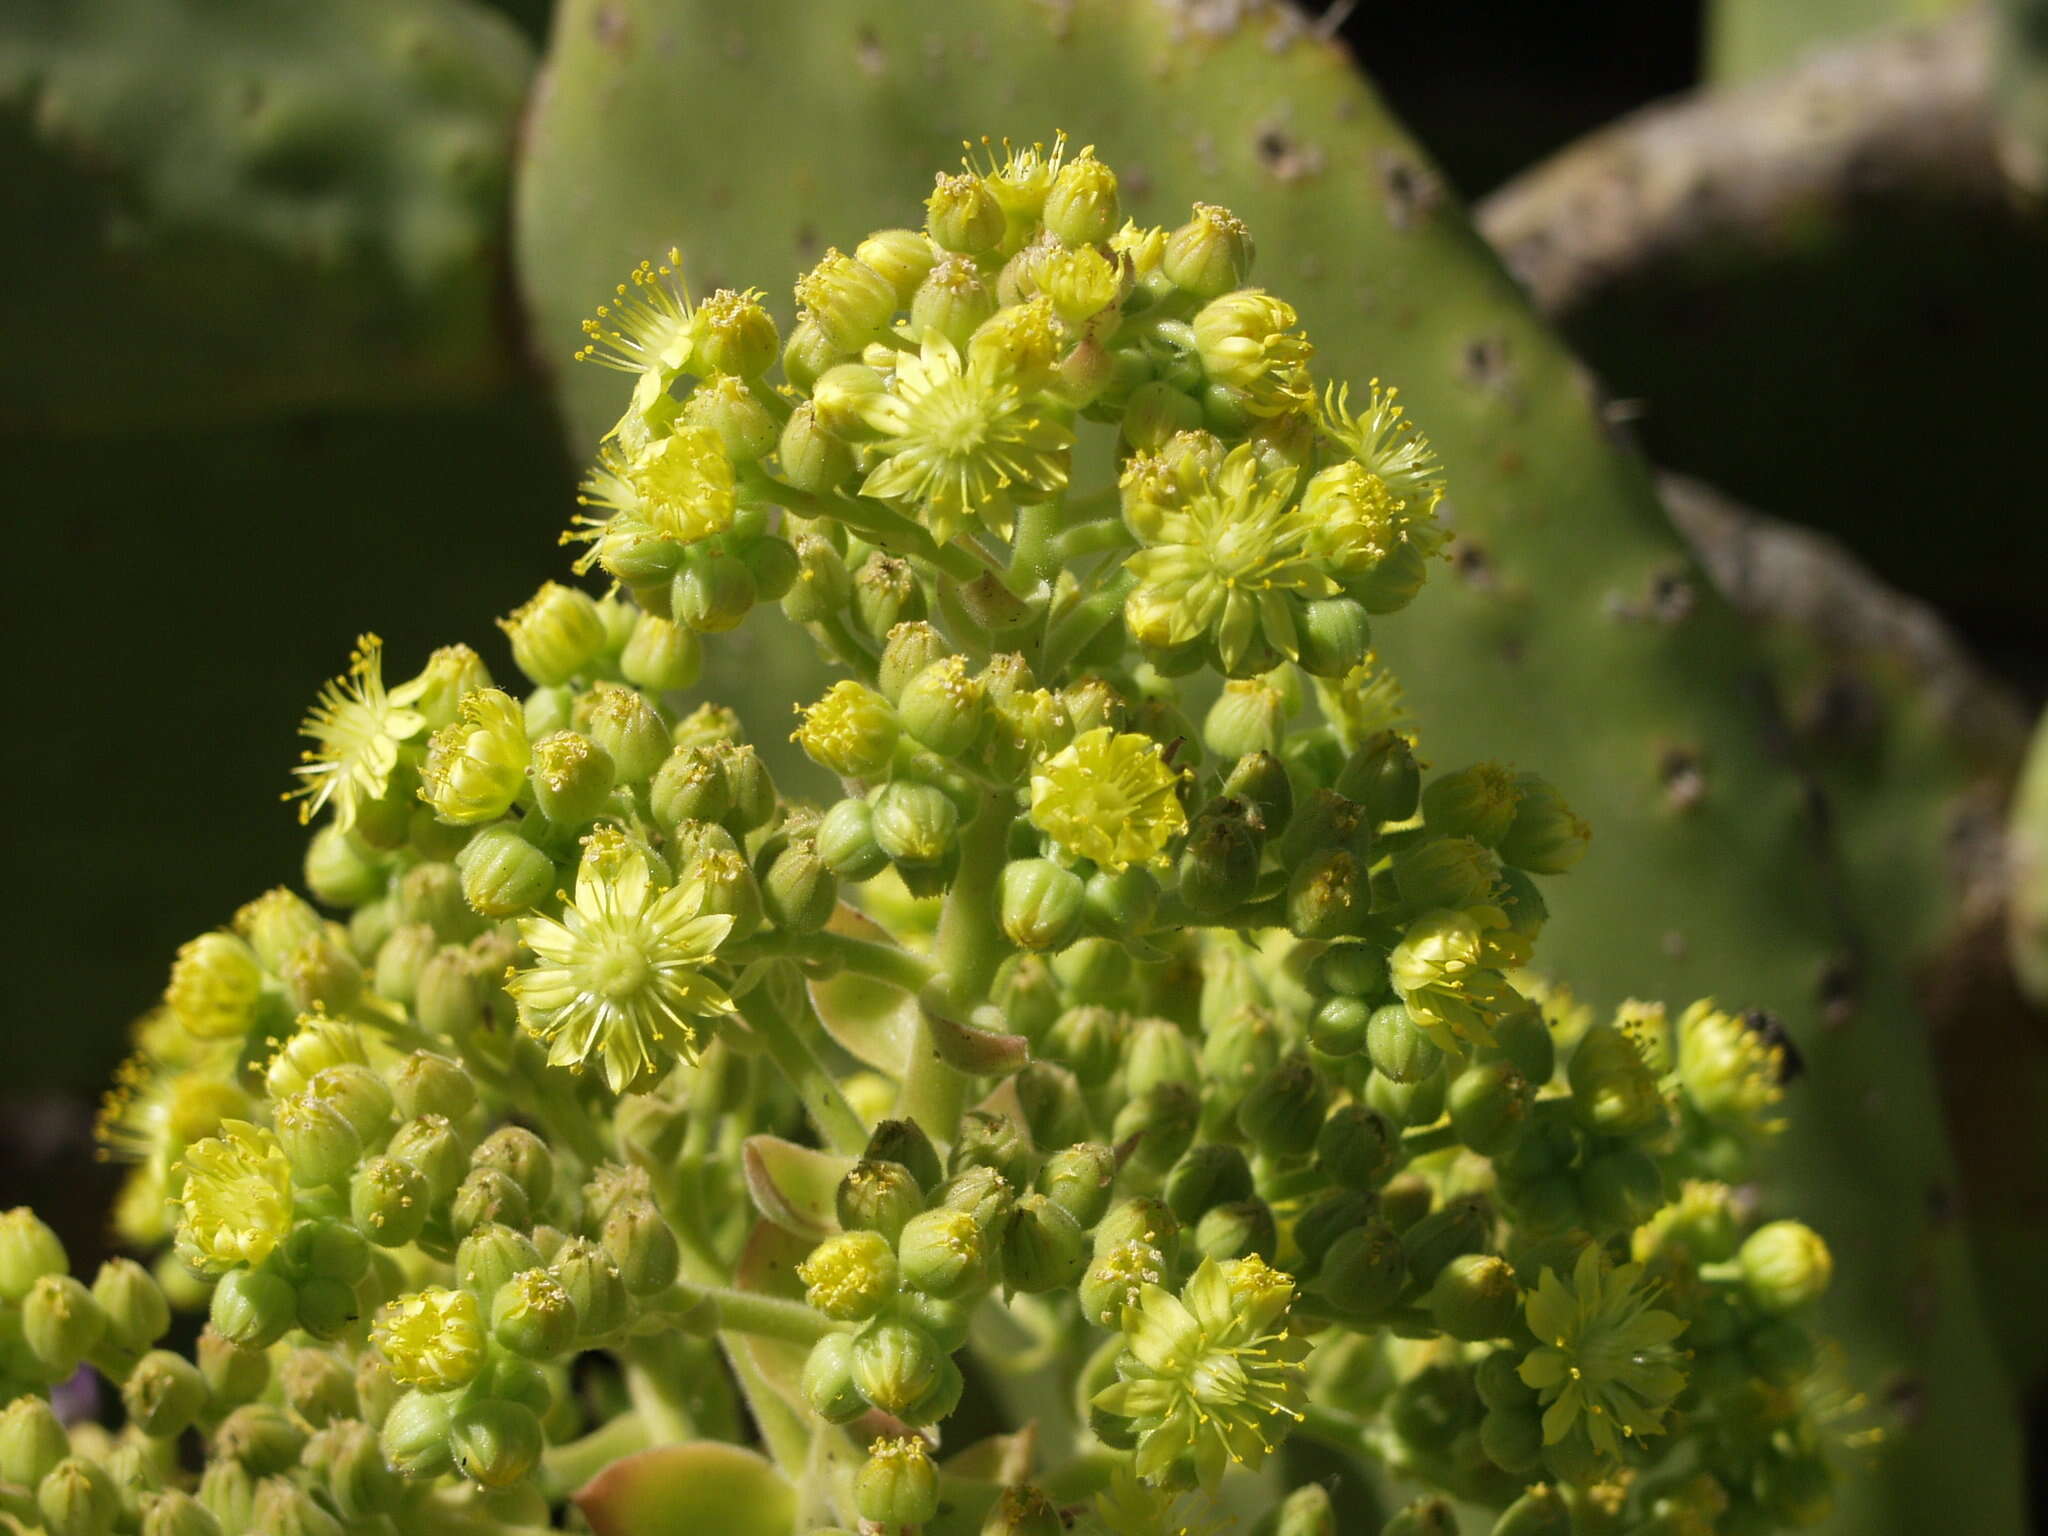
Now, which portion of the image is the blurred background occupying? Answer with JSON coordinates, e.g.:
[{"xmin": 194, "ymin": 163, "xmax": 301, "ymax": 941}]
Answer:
[{"xmin": 6, "ymin": 0, "xmax": 2046, "ymax": 1526}]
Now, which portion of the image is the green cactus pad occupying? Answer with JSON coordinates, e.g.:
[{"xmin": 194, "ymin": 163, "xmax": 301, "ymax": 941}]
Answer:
[{"xmin": 0, "ymin": 0, "xmax": 532, "ymax": 431}]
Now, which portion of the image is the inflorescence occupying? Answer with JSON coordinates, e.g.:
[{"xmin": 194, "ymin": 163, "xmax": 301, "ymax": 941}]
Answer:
[{"xmin": 20, "ymin": 134, "xmax": 1858, "ymax": 1536}]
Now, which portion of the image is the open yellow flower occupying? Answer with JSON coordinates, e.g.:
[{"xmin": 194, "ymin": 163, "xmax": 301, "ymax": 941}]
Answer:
[
  {"xmin": 507, "ymin": 830, "xmax": 737, "ymax": 1094},
  {"xmin": 174, "ymin": 1121, "xmax": 293, "ymax": 1275},
  {"xmin": 1028, "ymin": 727, "xmax": 1187, "ymax": 873}
]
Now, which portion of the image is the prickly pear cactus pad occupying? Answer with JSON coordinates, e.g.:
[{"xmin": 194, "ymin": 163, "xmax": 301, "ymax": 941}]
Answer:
[
  {"xmin": 19, "ymin": 136, "xmax": 1908, "ymax": 1536},
  {"xmin": 512, "ymin": 3, "xmax": 2022, "ymax": 1531},
  {"xmin": 0, "ymin": 0, "xmax": 531, "ymax": 431}
]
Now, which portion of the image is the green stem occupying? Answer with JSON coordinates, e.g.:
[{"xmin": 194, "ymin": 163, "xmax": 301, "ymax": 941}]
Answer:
[
  {"xmin": 1007, "ymin": 498, "xmax": 1066, "ymax": 587},
  {"xmin": 1038, "ymin": 567, "xmax": 1138, "ymax": 679},
  {"xmin": 1050, "ymin": 518, "xmax": 1137, "ymax": 565},
  {"xmin": 686, "ymin": 1282, "xmax": 843, "ymax": 1345},
  {"xmin": 934, "ymin": 576, "xmax": 994, "ymax": 664},
  {"xmin": 754, "ymin": 474, "xmax": 984, "ymax": 584},
  {"xmin": 528, "ymin": 1070, "xmax": 612, "ymax": 1169},
  {"xmin": 538, "ymin": 1413, "xmax": 652, "ymax": 1499},
  {"xmin": 1296, "ymin": 1402, "xmax": 1393, "ymax": 1464},
  {"xmin": 738, "ymin": 928, "xmax": 934, "ymax": 991},
  {"xmin": 902, "ymin": 792, "xmax": 1014, "ymax": 1139},
  {"xmin": 737, "ymin": 977, "xmax": 868, "ymax": 1155},
  {"xmin": 808, "ymin": 613, "xmax": 880, "ymax": 685}
]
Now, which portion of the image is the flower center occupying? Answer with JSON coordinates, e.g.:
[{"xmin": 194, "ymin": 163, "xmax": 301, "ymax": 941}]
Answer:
[{"xmin": 588, "ymin": 938, "xmax": 653, "ymax": 1000}]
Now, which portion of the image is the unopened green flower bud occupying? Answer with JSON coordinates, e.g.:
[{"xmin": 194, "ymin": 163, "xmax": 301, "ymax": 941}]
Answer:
[
  {"xmin": 551, "ymin": 1240, "xmax": 631, "ymax": 1341},
  {"xmin": 1425, "ymin": 1253, "xmax": 1521, "ymax": 1341},
  {"xmin": 236, "ymin": 1480, "xmax": 328, "ymax": 1536},
  {"xmin": 1296, "ymin": 595, "xmax": 1373, "ymax": 678},
  {"xmin": 213, "ymin": 1402, "xmax": 306, "ymax": 1475},
  {"xmin": 1419, "ymin": 762, "xmax": 1521, "ymax": 847},
  {"xmin": 303, "ymin": 825, "xmax": 389, "ymax": 908},
  {"xmin": 850, "ymin": 1318, "xmax": 943, "ymax": 1418},
  {"xmin": 832, "ymin": 1160, "xmax": 922, "ymax": 1246},
  {"xmin": 1038, "ymin": 1142, "xmax": 1117, "ymax": 1228},
  {"xmin": 526, "ymin": 731, "xmax": 615, "ymax": 827},
  {"xmin": 1040, "ymin": 145, "xmax": 1119, "ymax": 245},
  {"xmin": 1401, "ymin": 1196, "xmax": 1494, "ymax": 1289},
  {"xmin": 275, "ymin": 1347, "xmax": 355, "ymax": 1430},
  {"xmin": 1568, "ymin": 1021, "xmax": 1664, "ymax": 1137},
  {"xmin": 1177, "ymin": 801, "xmax": 1262, "ymax": 917},
  {"xmin": 165, "ymin": 932, "xmax": 267, "ymax": 1042},
  {"xmin": 1367, "ymin": 1063, "xmax": 1448, "ymax": 1129},
  {"xmin": 234, "ymin": 888, "xmax": 323, "ymax": 970},
  {"xmin": 451, "ymin": 1167, "xmax": 530, "ymax": 1242},
  {"xmin": 196, "ymin": 1326, "xmax": 269, "ymax": 1407},
  {"xmin": 1294, "ymin": 1189, "xmax": 1378, "ymax": 1274},
  {"xmin": 209, "ymin": 1268, "xmax": 295, "ymax": 1350},
  {"xmin": 372, "ymin": 922, "xmax": 439, "ymax": 1005},
  {"xmin": 1001, "ymin": 1194, "xmax": 1088, "ymax": 1293},
  {"xmin": 22, "ymin": 1274, "xmax": 103, "ymax": 1377},
  {"xmin": 810, "ymin": 361, "xmax": 888, "ymax": 439},
  {"xmin": 761, "ymin": 838, "xmax": 839, "ymax": 933},
  {"xmin": 1328, "ymin": 731, "xmax": 1418, "ymax": 825},
  {"xmin": 270, "ymin": 1093, "xmax": 361, "ymax": 1190},
  {"xmin": 1163, "ymin": 203, "xmax": 1253, "ymax": 298},
  {"xmin": 350, "ymin": 1156, "xmax": 429, "ymax": 1248},
  {"xmin": 1315, "ymin": 1222, "xmax": 1407, "ymax": 1318},
  {"xmin": 865, "ymin": 1118, "xmax": 943, "ymax": 1193},
  {"xmin": 580, "ymin": 685, "xmax": 668, "ymax": 787},
  {"xmin": 856, "ymin": 227, "xmax": 938, "ymax": 305},
  {"xmin": 1491, "ymin": 1483, "xmax": 1570, "ymax": 1536},
  {"xmin": 899, "ymin": 657, "xmax": 987, "ymax": 757},
  {"xmin": 86, "ymin": 1257, "xmax": 166, "ymax": 1363},
  {"xmin": 39, "ymin": 1456, "xmax": 119, "ymax": 1536},
  {"xmin": 807, "ymin": 798, "xmax": 883, "ymax": 883},
  {"xmin": 453, "ymin": 1227, "xmax": 539, "ymax": 1303},
  {"xmin": 703, "ymin": 743, "xmax": 768, "ymax": 833},
  {"xmin": 1496, "ymin": 773, "xmax": 1590, "ymax": 874},
  {"xmin": 1113, "ymin": 1081, "xmax": 1200, "ymax": 1179},
  {"xmin": 902, "ymin": 257, "xmax": 993, "ymax": 354},
  {"xmin": 1193, "ymin": 1198, "xmax": 1276, "ymax": 1263},
  {"xmin": 280, "ymin": 928, "xmax": 364, "ymax": 1015},
  {"xmin": 456, "ymin": 823, "xmax": 554, "ymax": 919},
  {"xmin": 1393, "ymin": 837, "xmax": 1502, "ymax": 913},
  {"xmin": 1317, "ymin": 1104, "xmax": 1400, "ymax": 1191},
  {"xmin": 1267, "ymin": 1484, "xmax": 1335, "ymax": 1536},
  {"xmin": 780, "ymin": 398, "xmax": 857, "ymax": 493},
  {"xmin": 1163, "ymin": 1144, "xmax": 1254, "ymax": 1226},
  {"xmin": 680, "ymin": 372, "xmax": 779, "ymax": 462},
  {"xmin": 796, "ymin": 248, "xmax": 899, "ymax": 353},
  {"xmin": 1448, "ymin": 1061, "xmax": 1532, "ymax": 1156},
  {"xmin": 1123, "ymin": 1017, "xmax": 1197, "ymax": 1098},
  {"xmin": 854, "ymin": 1435, "xmax": 939, "ymax": 1526},
  {"xmin": 500, "ymin": 584, "xmax": 603, "ymax": 687},
  {"xmin": 120, "ymin": 1349, "xmax": 207, "ymax": 1438},
  {"xmin": 871, "ymin": 781, "xmax": 960, "ymax": 872},
  {"xmin": 1079, "ymin": 1237, "xmax": 1167, "ymax": 1327},
  {"xmin": 848, "ymin": 618, "xmax": 938, "ymax": 703},
  {"xmin": 1367, "ymin": 1002, "xmax": 1443, "ymax": 1085},
  {"xmin": 996, "ymin": 857, "xmax": 1085, "ymax": 952},
  {"xmin": 0, "ymin": 1395, "xmax": 67, "ymax": 1485},
  {"xmin": 1238, "ymin": 1055, "xmax": 1330, "ymax": 1159},
  {"xmin": 778, "ymin": 535, "xmax": 850, "ymax": 628},
  {"xmin": 379, "ymin": 1388, "xmax": 455, "ymax": 1479},
  {"xmin": 925, "ymin": 170, "xmax": 1006, "ymax": 253},
  {"xmin": 1307, "ymin": 991, "xmax": 1373, "ymax": 1056},
  {"xmin": 1040, "ymin": 1003, "xmax": 1122, "ymax": 1088},
  {"xmin": 647, "ymin": 750, "xmax": 729, "ymax": 834},
  {"xmin": 141, "ymin": 1491, "xmax": 222, "ymax": 1536},
  {"xmin": 1204, "ymin": 679, "xmax": 1287, "ymax": 761},
  {"xmin": 195, "ymin": 1460, "xmax": 256, "ymax": 1534},
  {"xmin": 896, "ymin": 1207, "xmax": 990, "ymax": 1300},
  {"xmin": 797, "ymin": 1332, "xmax": 866, "ymax": 1424},
  {"xmin": 601, "ymin": 1203, "xmax": 680, "ymax": 1296},
  {"xmin": 1286, "ymin": 847, "xmax": 1373, "ymax": 942},
  {"xmin": 1739, "ymin": 1221, "xmax": 1833, "ymax": 1314},
  {"xmin": 486, "ymin": 1269, "xmax": 575, "ymax": 1360}
]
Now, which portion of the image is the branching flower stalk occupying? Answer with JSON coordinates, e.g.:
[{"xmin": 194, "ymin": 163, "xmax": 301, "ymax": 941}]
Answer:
[{"xmin": 12, "ymin": 137, "xmax": 1857, "ymax": 1536}]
